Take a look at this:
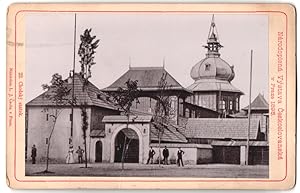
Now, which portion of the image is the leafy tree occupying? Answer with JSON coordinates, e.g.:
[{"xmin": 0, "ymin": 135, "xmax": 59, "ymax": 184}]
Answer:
[
  {"xmin": 78, "ymin": 28, "xmax": 100, "ymax": 81},
  {"xmin": 41, "ymin": 73, "xmax": 73, "ymax": 173},
  {"xmin": 111, "ymin": 79, "xmax": 140, "ymax": 170},
  {"xmin": 153, "ymin": 72, "xmax": 175, "ymax": 167},
  {"xmin": 78, "ymin": 28, "xmax": 100, "ymax": 168}
]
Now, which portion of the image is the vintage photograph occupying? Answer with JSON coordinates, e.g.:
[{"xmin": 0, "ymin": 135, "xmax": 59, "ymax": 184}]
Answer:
[{"xmin": 24, "ymin": 13, "xmax": 269, "ymax": 178}]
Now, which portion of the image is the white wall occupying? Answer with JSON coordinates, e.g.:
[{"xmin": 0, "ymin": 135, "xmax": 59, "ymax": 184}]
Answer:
[
  {"xmin": 150, "ymin": 147, "xmax": 197, "ymax": 165},
  {"xmin": 27, "ymin": 106, "xmax": 91, "ymax": 163}
]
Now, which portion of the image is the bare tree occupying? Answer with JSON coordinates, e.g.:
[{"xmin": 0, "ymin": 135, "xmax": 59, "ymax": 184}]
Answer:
[
  {"xmin": 41, "ymin": 73, "xmax": 72, "ymax": 173},
  {"xmin": 153, "ymin": 72, "xmax": 175, "ymax": 167},
  {"xmin": 78, "ymin": 28, "xmax": 100, "ymax": 168},
  {"xmin": 111, "ymin": 79, "xmax": 140, "ymax": 170}
]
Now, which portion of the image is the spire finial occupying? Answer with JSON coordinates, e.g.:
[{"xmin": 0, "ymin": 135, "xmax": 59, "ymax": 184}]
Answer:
[
  {"xmin": 163, "ymin": 57, "xmax": 166, "ymax": 68},
  {"xmin": 204, "ymin": 14, "xmax": 223, "ymax": 57},
  {"xmin": 212, "ymin": 14, "xmax": 215, "ymax": 26}
]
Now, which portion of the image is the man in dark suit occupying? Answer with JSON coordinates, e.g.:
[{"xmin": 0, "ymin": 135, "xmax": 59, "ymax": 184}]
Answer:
[
  {"xmin": 146, "ymin": 147, "xmax": 155, "ymax": 164},
  {"xmin": 162, "ymin": 146, "xmax": 169, "ymax": 165},
  {"xmin": 177, "ymin": 147, "xmax": 184, "ymax": 167},
  {"xmin": 31, "ymin": 144, "xmax": 37, "ymax": 164}
]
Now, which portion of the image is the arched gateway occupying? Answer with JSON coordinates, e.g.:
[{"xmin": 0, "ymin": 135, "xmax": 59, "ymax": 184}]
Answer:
[
  {"xmin": 114, "ymin": 128, "xmax": 139, "ymax": 163},
  {"xmin": 103, "ymin": 115, "xmax": 152, "ymax": 164}
]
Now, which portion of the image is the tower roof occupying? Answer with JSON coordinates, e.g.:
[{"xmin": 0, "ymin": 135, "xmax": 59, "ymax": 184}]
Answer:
[
  {"xmin": 187, "ymin": 79, "xmax": 243, "ymax": 94},
  {"xmin": 188, "ymin": 16, "xmax": 241, "ymax": 94},
  {"xmin": 242, "ymin": 93, "xmax": 269, "ymax": 111}
]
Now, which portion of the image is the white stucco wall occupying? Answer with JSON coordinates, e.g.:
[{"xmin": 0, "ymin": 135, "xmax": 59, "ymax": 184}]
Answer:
[{"xmin": 27, "ymin": 106, "xmax": 91, "ymax": 163}]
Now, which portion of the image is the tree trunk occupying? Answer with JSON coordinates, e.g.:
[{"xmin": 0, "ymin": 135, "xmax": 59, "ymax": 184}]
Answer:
[
  {"xmin": 45, "ymin": 141, "xmax": 50, "ymax": 172},
  {"xmin": 121, "ymin": 115, "xmax": 130, "ymax": 170},
  {"xmin": 84, "ymin": 131, "xmax": 88, "ymax": 168},
  {"xmin": 45, "ymin": 116, "xmax": 57, "ymax": 172},
  {"xmin": 158, "ymin": 132, "xmax": 161, "ymax": 167},
  {"xmin": 121, "ymin": 136, "xmax": 127, "ymax": 170}
]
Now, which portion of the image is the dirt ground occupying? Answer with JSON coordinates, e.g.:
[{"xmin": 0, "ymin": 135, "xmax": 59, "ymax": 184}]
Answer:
[{"xmin": 25, "ymin": 163, "xmax": 269, "ymax": 178}]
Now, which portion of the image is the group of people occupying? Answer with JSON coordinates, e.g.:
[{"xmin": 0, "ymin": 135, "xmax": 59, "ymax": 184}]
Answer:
[
  {"xmin": 147, "ymin": 146, "xmax": 185, "ymax": 167},
  {"xmin": 31, "ymin": 144, "xmax": 185, "ymax": 166},
  {"xmin": 30, "ymin": 144, "xmax": 85, "ymax": 164},
  {"xmin": 66, "ymin": 145, "xmax": 85, "ymax": 164}
]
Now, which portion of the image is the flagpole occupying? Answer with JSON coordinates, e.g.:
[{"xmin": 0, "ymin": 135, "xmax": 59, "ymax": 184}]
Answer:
[
  {"xmin": 246, "ymin": 50, "xmax": 253, "ymax": 165},
  {"xmin": 70, "ymin": 13, "xmax": 77, "ymax": 141}
]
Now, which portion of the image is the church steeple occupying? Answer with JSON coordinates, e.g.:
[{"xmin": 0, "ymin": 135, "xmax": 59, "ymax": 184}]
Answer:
[{"xmin": 204, "ymin": 15, "xmax": 223, "ymax": 57}]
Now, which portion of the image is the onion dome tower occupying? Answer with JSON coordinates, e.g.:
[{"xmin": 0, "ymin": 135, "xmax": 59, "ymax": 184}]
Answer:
[{"xmin": 187, "ymin": 15, "xmax": 243, "ymax": 116}]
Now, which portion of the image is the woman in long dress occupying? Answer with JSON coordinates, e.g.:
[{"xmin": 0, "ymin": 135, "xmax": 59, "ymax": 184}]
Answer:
[{"xmin": 66, "ymin": 145, "xmax": 75, "ymax": 164}]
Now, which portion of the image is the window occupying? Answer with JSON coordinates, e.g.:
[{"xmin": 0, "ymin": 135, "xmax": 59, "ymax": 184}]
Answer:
[
  {"xmin": 236, "ymin": 98, "xmax": 239, "ymax": 111},
  {"xmin": 205, "ymin": 63, "xmax": 211, "ymax": 71},
  {"xmin": 192, "ymin": 110, "xmax": 195, "ymax": 118},
  {"xmin": 185, "ymin": 108, "xmax": 190, "ymax": 118},
  {"xmin": 229, "ymin": 100, "xmax": 233, "ymax": 110},
  {"xmin": 179, "ymin": 98, "xmax": 184, "ymax": 116},
  {"xmin": 219, "ymin": 100, "xmax": 225, "ymax": 110},
  {"xmin": 195, "ymin": 95, "xmax": 199, "ymax": 106},
  {"xmin": 46, "ymin": 113, "xmax": 49, "ymax": 121}
]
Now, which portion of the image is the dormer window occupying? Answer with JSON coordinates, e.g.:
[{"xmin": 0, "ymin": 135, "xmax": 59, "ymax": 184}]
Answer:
[{"xmin": 205, "ymin": 63, "xmax": 211, "ymax": 71}]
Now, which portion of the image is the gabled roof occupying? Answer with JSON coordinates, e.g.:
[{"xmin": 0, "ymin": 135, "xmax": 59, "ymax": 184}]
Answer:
[
  {"xmin": 26, "ymin": 73, "xmax": 118, "ymax": 110},
  {"xmin": 242, "ymin": 93, "xmax": 269, "ymax": 111},
  {"xmin": 185, "ymin": 118, "xmax": 261, "ymax": 140},
  {"xmin": 103, "ymin": 67, "xmax": 191, "ymax": 93}
]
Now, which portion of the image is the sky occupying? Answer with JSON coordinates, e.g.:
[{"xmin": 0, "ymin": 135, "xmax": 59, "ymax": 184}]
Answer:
[{"xmin": 26, "ymin": 13, "xmax": 268, "ymax": 108}]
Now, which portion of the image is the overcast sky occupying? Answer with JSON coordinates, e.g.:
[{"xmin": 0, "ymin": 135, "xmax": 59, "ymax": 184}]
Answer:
[{"xmin": 26, "ymin": 13, "xmax": 268, "ymax": 108}]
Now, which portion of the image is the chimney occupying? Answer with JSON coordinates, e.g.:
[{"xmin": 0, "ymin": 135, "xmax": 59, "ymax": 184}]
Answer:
[{"xmin": 68, "ymin": 70, "xmax": 73, "ymax": 84}]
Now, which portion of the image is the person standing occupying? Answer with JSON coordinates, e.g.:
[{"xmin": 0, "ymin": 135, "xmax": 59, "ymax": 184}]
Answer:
[
  {"xmin": 177, "ymin": 147, "xmax": 185, "ymax": 167},
  {"xmin": 31, "ymin": 144, "xmax": 37, "ymax": 164},
  {"xmin": 66, "ymin": 145, "xmax": 75, "ymax": 164},
  {"xmin": 76, "ymin": 146, "xmax": 84, "ymax": 163},
  {"xmin": 146, "ymin": 147, "xmax": 156, "ymax": 164},
  {"xmin": 162, "ymin": 146, "xmax": 169, "ymax": 165}
]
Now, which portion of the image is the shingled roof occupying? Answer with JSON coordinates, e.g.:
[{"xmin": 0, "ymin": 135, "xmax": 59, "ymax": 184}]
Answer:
[
  {"xmin": 185, "ymin": 118, "xmax": 261, "ymax": 140},
  {"xmin": 150, "ymin": 123, "xmax": 187, "ymax": 143},
  {"xmin": 26, "ymin": 73, "xmax": 118, "ymax": 110},
  {"xmin": 242, "ymin": 93, "xmax": 269, "ymax": 111},
  {"xmin": 103, "ymin": 67, "xmax": 191, "ymax": 93}
]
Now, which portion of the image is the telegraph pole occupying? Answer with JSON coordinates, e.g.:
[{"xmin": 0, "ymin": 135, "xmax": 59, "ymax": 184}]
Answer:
[
  {"xmin": 70, "ymin": 13, "xmax": 77, "ymax": 141},
  {"xmin": 246, "ymin": 50, "xmax": 253, "ymax": 165}
]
